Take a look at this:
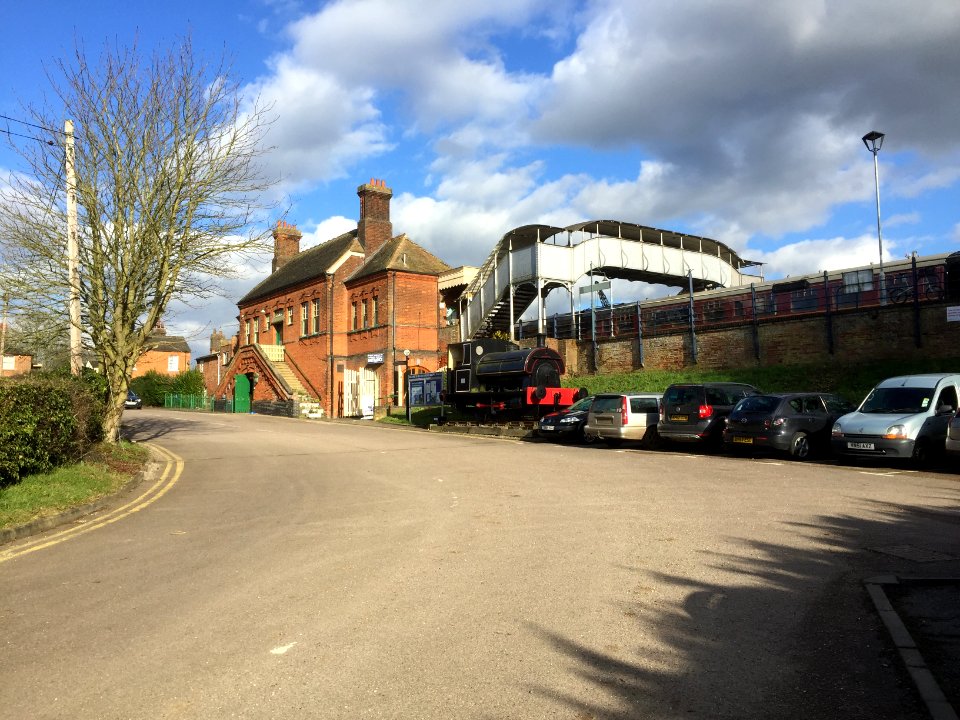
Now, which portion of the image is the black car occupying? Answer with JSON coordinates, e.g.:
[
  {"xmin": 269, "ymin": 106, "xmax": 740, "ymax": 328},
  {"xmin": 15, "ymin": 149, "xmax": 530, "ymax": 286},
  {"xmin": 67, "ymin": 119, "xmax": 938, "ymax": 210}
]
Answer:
[
  {"xmin": 658, "ymin": 383, "xmax": 761, "ymax": 447},
  {"xmin": 537, "ymin": 395, "xmax": 595, "ymax": 443},
  {"xmin": 723, "ymin": 392, "xmax": 854, "ymax": 459},
  {"xmin": 125, "ymin": 390, "xmax": 143, "ymax": 410}
]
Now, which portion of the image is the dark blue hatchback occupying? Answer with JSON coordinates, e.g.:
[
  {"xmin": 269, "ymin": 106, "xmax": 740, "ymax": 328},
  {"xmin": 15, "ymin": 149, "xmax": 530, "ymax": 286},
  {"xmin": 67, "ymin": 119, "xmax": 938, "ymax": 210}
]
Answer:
[{"xmin": 537, "ymin": 396, "xmax": 595, "ymax": 443}]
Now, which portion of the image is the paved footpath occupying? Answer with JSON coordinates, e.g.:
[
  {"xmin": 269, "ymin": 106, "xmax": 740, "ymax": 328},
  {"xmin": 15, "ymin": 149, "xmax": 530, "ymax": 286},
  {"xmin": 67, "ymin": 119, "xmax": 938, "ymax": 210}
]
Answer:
[{"xmin": 1, "ymin": 409, "xmax": 959, "ymax": 719}]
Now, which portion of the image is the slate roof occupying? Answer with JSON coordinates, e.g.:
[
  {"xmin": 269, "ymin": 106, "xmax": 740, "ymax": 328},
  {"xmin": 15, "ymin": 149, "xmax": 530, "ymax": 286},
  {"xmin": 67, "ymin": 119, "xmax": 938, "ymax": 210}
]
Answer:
[
  {"xmin": 239, "ymin": 230, "xmax": 362, "ymax": 305},
  {"xmin": 346, "ymin": 234, "xmax": 450, "ymax": 284},
  {"xmin": 146, "ymin": 335, "xmax": 191, "ymax": 353}
]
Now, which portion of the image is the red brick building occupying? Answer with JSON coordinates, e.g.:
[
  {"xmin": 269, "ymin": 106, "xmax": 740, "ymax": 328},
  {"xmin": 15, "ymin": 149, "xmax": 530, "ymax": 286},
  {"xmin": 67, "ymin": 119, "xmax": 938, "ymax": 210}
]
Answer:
[
  {"xmin": 131, "ymin": 322, "xmax": 191, "ymax": 378},
  {"xmin": 195, "ymin": 329, "xmax": 235, "ymax": 396},
  {"xmin": 0, "ymin": 353, "xmax": 32, "ymax": 377},
  {"xmin": 218, "ymin": 180, "xmax": 450, "ymax": 417}
]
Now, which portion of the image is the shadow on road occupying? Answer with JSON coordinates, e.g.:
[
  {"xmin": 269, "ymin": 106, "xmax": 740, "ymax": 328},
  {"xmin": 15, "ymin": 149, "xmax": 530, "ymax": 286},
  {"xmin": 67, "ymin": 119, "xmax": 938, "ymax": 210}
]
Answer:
[
  {"xmin": 528, "ymin": 495, "xmax": 960, "ymax": 719},
  {"xmin": 120, "ymin": 414, "xmax": 197, "ymax": 443}
]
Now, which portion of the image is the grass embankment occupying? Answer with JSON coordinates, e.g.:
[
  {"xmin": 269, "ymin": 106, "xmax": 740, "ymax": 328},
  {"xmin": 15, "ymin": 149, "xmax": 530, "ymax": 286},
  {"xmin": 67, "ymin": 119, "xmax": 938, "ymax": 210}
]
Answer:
[
  {"xmin": 0, "ymin": 442, "xmax": 149, "ymax": 530},
  {"xmin": 566, "ymin": 357, "xmax": 960, "ymax": 405},
  {"xmin": 379, "ymin": 357, "xmax": 960, "ymax": 429}
]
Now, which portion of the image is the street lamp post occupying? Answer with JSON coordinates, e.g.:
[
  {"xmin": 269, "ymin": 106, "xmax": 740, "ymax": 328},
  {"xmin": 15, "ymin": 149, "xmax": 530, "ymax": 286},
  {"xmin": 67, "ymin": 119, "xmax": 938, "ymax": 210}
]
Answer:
[{"xmin": 862, "ymin": 130, "xmax": 886, "ymax": 304}]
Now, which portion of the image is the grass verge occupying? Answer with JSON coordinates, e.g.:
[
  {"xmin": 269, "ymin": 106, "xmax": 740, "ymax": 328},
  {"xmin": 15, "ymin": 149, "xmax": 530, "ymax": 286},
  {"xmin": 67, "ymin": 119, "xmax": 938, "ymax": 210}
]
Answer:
[{"xmin": 0, "ymin": 442, "xmax": 150, "ymax": 530}]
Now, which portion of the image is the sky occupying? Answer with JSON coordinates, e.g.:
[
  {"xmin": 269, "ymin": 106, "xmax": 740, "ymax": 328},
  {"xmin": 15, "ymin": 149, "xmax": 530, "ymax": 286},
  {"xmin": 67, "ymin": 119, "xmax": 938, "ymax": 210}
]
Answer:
[{"xmin": 2, "ymin": 0, "xmax": 959, "ymax": 363}]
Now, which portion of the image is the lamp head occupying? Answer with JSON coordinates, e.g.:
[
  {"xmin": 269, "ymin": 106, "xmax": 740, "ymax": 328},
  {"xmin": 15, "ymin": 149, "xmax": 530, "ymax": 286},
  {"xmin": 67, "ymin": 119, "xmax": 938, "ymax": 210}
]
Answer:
[{"xmin": 862, "ymin": 130, "xmax": 885, "ymax": 153}]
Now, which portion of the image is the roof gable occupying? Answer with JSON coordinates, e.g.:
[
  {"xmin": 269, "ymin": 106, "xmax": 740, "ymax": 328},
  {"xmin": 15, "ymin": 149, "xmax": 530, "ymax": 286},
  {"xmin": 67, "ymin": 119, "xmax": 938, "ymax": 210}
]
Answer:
[
  {"xmin": 347, "ymin": 234, "xmax": 450, "ymax": 284},
  {"xmin": 239, "ymin": 231, "xmax": 361, "ymax": 305}
]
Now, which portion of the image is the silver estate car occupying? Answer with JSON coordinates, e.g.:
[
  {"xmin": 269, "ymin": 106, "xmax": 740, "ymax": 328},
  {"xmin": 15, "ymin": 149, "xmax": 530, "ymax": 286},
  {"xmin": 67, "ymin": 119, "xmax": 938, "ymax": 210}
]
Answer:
[{"xmin": 585, "ymin": 393, "xmax": 662, "ymax": 447}]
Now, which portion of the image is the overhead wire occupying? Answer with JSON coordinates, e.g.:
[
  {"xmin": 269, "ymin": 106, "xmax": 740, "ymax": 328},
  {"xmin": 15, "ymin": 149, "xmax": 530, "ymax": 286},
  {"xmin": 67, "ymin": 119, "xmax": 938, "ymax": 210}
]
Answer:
[{"xmin": 0, "ymin": 113, "xmax": 66, "ymax": 136}]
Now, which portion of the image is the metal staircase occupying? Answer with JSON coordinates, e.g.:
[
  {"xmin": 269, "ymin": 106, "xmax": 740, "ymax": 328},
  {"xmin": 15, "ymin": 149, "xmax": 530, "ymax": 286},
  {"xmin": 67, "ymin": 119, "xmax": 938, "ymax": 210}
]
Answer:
[{"xmin": 477, "ymin": 283, "xmax": 539, "ymax": 337}]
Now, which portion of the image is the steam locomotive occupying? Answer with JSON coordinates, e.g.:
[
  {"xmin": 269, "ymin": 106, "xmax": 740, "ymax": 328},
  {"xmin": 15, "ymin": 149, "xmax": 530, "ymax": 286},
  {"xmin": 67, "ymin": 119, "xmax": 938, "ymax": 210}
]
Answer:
[{"xmin": 445, "ymin": 339, "xmax": 583, "ymax": 417}]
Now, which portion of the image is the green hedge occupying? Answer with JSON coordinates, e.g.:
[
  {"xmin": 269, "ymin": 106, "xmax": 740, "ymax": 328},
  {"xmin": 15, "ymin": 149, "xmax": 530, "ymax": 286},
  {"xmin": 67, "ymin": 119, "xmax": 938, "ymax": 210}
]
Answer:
[
  {"xmin": 130, "ymin": 369, "xmax": 204, "ymax": 407},
  {"xmin": 0, "ymin": 372, "xmax": 106, "ymax": 486}
]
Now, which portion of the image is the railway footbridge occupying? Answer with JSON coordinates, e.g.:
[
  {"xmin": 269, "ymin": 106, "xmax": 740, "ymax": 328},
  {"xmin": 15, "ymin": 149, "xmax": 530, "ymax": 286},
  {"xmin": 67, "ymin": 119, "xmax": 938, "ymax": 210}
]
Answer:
[{"xmin": 457, "ymin": 220, "xmax": 762, "ymax": 340}]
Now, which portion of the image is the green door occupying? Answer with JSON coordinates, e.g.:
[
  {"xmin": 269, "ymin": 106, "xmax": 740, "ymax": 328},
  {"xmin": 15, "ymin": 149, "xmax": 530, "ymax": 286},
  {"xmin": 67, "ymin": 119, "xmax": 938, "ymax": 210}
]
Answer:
[{"xmin": 234, "ymin": 373, "xmax": 251, "ymax": 414}]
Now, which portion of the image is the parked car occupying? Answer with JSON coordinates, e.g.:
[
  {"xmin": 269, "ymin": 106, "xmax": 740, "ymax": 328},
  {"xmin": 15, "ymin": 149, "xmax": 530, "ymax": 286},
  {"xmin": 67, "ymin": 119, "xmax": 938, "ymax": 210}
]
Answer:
[
  {"xmin": 831, "ymin": 374, "xmax": 960, "ymax": 465},
  {"xmin": 945, "ymin": 409, "xmax": 960, "ymax": 455},
  {"xmin": 658, "ymin": 383, "xmax": 761, "ymax": 447},
  {"xmin": 585, "ymin": 393, "xmax": 662, "ymax": 447},
  {"xmin": 537, "ymin": 395, "xmax": 596, "ymax": 443},
  {"xmin": 723, "ymin": 392, "xmax": 854, "ymax": 459},
  {"xmin": 125, "ymin": 390, "xmax": 143, "ymax": 410}
]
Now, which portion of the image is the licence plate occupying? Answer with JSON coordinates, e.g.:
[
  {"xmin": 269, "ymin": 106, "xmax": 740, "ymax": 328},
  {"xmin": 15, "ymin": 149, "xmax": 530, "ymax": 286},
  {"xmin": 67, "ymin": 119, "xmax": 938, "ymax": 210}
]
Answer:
[
  {"xmin": 847, "ymin": 441, "xmax": 874, "ymax": 450},
  {"xmin": 540, "ymin": 425, "xmax": 554, "ymax": 431},
  {"xmin": 732, "ymin": 436, "xmax": 753, "ymax": 444},
  {"xmin": 670, "ymin": 415, "xmax": 688, "ymax": 422}
]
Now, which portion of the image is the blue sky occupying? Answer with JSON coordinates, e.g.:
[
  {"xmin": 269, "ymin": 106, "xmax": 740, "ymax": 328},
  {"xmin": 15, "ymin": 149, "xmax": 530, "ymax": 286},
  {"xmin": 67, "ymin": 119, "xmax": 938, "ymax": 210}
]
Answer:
[{"xmin": 2, "ymin": 0, "xmax": 959, "ymax": 360}]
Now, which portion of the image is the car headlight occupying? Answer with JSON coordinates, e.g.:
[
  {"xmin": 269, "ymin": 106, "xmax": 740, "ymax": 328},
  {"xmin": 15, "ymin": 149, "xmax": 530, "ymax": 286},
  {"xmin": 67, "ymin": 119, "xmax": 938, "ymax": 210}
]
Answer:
[
  {"xmin": 883, "ymin": 424, "xmax": 908, "ymax": 440},
  {"xmin": 831, "ymin": 422, "xmax": 843, "ymax": 437},
  {"xmin": 560, "ymin": 416, "xmax": 579, "ymax": 424}
]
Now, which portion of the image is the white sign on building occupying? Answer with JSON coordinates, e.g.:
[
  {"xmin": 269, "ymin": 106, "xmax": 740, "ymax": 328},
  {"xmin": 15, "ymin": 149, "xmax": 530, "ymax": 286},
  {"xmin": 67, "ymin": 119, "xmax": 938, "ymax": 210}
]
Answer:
[{"xmin": 947, "ymin": 307, "xmax": 960, "ymax": 322}]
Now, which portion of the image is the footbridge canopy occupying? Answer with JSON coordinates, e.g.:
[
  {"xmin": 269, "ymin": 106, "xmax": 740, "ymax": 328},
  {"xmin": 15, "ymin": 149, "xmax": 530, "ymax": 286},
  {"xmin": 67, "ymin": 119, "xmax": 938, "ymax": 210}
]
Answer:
[{"xmin": 459, "ymin": 219, "xmax": 761, "ymax": 339}]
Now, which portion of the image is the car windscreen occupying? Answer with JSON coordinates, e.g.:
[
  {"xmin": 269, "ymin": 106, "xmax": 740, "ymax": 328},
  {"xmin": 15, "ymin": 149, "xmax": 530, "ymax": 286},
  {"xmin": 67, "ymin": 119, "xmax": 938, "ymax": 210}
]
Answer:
[
  {"xmin": 859, "ymin": 387, "xmax": 934, "ymax": 414},
  {"xmin": 592, "ymin": 396, "xmax": 623, "ymax": 412},
  {"xmin": 566, "ymin": 397, "xmax": 593, "ymax": 413},
  {"xmin": 734, "ymin": 395, "xmax": 781, "ymax": 413},
  {"xmin": 706, "ymin": 386, "xmax": 756, "ymax": 405},
  {"xmin": 664, "ymin": 387, "xmax": 699, "ymax": 405},
  {"xmin": 823, "ymin": 395, "xmax": 853, "ymax": 414},
  {"xmin": 630, "ymin": 397, "xmax": 659, "ymax": 413}
]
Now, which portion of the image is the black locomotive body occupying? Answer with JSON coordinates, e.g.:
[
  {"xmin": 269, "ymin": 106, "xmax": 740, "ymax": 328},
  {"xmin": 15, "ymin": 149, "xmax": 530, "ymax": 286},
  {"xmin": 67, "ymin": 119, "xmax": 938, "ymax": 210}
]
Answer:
[{"xmin": 446, "ymin": 339, "xmax": 581, "ymax": 417}]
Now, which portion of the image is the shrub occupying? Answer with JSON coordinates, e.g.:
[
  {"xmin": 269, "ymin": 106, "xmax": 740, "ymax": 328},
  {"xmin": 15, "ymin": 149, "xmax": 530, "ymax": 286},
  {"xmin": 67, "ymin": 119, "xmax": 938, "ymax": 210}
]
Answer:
[
  {"xmin": 0, "ymin": 374, "xmax": 105, "ymax": 486},
  {"xmin": 171, "ymin": 369, "xmax": 205, "ymax": 396},
  {"xmin": 130, "ymin": 368, "xmax": 205, "ymax": 406},
  {"xmin": 130, "ymin": 370, "xmax": 172, "ymax": 407}
]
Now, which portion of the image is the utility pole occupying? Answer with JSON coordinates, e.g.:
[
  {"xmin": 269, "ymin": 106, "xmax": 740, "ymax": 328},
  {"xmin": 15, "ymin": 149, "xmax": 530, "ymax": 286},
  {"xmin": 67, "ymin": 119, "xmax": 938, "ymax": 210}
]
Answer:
[
  {"xmin": 0, "ymin": 291, "xmax": 8, "ymax": 378},
  {"xmin": 65, "ymin": 119, "xmax": 82, "ymax": 375}
]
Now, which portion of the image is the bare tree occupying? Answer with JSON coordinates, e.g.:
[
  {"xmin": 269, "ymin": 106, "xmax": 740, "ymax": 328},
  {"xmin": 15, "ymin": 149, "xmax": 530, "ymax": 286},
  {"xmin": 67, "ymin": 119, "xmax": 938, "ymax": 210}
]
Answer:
[{"xmin": 0, "ymin": 39, "xmax": 275, "ymax": 440}]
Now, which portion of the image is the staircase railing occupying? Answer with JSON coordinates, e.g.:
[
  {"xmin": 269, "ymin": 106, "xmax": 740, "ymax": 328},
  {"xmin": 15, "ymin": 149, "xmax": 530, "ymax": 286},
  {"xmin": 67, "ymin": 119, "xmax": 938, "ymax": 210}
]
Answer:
[{"xmin": 257, "ymin": 343, "xmax": 285, "ymax": 362}]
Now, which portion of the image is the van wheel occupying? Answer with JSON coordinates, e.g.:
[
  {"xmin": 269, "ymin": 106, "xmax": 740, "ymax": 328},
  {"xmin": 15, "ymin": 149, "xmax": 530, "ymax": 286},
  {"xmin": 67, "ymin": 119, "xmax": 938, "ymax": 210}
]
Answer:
[
  {"xmin": 789, "ymin": 432, "xmax": 810, "ymax": 459},
  {"xmin": 581, "ymin": 430, "xmax": 598, "ymax": 445},
  {"xmin": 641, "ymin": 426, "xmax": 661, "ymax": 449},
  {"xmin": 912, "ymin": 439, "xmax": 931, "ymax": 468}
]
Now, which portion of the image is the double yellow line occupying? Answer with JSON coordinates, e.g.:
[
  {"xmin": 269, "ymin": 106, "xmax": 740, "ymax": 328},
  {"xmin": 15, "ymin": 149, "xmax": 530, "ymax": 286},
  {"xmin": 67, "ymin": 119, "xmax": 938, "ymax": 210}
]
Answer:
[{"xmin": 0, "ymin": 443, "xmax": 183, "ymax": 565}]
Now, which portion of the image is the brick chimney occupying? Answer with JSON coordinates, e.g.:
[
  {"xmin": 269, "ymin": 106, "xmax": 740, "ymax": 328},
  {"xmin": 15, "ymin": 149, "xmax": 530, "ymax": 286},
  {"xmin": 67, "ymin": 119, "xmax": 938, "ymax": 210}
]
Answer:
[
  {"xmin": 209, "ymin": 329, "xmax": 225, "ymax": 353},
  {"xmin": 272, "ymin": 220, "xmax": 302, "ymax": 273},
  {"xmin": 357, "ymin": 178, "xmax": 393, "ymax": 258}
]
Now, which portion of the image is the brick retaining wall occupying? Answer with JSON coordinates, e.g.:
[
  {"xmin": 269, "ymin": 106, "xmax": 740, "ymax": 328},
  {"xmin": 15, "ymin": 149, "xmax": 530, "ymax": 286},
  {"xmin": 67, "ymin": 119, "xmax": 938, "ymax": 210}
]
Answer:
[{"xmin": 541, "ymin": 302, "xmax": 958, "ymax": 374}]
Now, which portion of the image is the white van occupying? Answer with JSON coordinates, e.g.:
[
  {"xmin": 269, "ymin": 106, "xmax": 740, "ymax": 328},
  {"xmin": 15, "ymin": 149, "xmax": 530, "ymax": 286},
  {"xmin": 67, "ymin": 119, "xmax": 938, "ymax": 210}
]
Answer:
[{"xmin": 831, "ymin": 374, "xmax": 960, "ymax": 464}]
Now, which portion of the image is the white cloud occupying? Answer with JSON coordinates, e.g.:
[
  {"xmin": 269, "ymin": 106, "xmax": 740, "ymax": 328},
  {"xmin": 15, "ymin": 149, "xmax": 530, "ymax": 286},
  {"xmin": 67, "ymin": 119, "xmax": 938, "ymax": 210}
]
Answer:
[
  {"xmin": 885, "ymin": 212, "xmax": 920, "ymax": 228},
  {"xmin": 747, "ymin": 234, "xmax": 894, "ymax": 280},
  {"xmin": 243, "ymin": 56, "xmax": 391, "ymax": 193}
]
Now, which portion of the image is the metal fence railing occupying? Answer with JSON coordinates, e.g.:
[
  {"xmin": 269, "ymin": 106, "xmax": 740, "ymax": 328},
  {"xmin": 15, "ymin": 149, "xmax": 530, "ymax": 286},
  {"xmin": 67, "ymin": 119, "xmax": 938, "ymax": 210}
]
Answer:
[
  {"xmin": 163, "ymin": 393, "xmax": 207, "ymax": 410},
  {"xmin": 514, "ymin": 263, "xmax": 946, "ymax": 343}
]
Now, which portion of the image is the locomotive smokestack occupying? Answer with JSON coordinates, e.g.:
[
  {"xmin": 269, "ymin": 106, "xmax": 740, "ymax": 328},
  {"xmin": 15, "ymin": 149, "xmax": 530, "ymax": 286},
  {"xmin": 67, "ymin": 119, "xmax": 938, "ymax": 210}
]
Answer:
[{"xmin": 536, "ymin": 333, "xmax": 546, "ymax": 348}]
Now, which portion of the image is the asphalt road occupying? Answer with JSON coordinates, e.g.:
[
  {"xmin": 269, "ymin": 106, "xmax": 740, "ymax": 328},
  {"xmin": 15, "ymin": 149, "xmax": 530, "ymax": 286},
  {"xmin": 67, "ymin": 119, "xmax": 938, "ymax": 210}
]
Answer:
[{"xmin": 2, "ymin": 410, "xmax": 959, "ymax": 719}]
